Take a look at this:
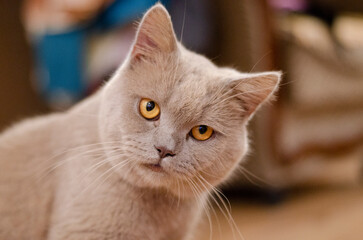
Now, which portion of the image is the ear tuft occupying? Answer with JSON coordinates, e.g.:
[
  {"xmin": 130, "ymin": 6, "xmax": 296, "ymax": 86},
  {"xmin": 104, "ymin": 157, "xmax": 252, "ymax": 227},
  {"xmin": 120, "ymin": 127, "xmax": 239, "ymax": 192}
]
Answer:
[
  {"xmin": 131, "ymin": 4, "xmax": 177, "ymax": 61},
  {"xmin": 232, "ymin": 71, "xmax": 281, "ymax": 116}
]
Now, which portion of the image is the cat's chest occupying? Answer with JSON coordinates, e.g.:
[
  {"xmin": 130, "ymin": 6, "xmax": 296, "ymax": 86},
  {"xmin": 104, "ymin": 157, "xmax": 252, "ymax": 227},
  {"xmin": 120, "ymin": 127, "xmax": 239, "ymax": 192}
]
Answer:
[
  {"xmin": 93, "ymin": 184, "xmax": 195, "ymax": 236},
  {"xmin": 52, "ymin": 160, "xmax": 197, "ymax": 239}
]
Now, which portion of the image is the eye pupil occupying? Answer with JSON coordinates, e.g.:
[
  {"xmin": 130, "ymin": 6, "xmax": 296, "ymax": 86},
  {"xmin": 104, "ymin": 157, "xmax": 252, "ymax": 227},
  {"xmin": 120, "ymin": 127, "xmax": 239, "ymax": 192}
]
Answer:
[
  {"xmin": 146, "ymin": 101, "xmax": 155, "ymax": 111},
  {"xmin": 198, "ymin": 125, "xmax": 208, "ymax": 134}
]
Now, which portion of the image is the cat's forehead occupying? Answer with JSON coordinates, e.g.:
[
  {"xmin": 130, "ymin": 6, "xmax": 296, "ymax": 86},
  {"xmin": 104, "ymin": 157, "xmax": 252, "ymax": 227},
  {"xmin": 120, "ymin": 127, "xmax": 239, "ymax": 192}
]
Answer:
[
  {"xmin": 125, "ymin": 49, "xmax": 224, "ymax": 99},
  {"xmin": 163, "ymin": 57, "xmax": 241, "ymax": 128},
  {"xmin": 164, "ymin": 54, "xmax": 222, "ymax": 102}
]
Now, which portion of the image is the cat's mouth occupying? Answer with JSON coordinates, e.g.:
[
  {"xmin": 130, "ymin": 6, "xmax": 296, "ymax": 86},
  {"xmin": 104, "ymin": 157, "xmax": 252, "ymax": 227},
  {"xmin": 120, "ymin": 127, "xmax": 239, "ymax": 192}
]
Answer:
[{"xmin": 143, "ymin": 163, "xmax": 164, "ymax": 173}]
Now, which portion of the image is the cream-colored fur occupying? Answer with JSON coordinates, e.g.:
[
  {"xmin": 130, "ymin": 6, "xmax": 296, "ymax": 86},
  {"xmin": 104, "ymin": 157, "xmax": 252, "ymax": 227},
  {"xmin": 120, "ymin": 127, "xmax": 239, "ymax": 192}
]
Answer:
[{"xmin": 0, "ymin": 4, "xmax": 280, "ymax": 240}]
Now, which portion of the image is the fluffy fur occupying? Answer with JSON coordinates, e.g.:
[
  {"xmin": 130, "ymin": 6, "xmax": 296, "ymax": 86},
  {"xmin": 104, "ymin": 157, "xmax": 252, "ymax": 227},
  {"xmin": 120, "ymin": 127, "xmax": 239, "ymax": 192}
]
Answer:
[{"xmin": 0, "ymin": 4, "xmax": 280, "ymax": 240}]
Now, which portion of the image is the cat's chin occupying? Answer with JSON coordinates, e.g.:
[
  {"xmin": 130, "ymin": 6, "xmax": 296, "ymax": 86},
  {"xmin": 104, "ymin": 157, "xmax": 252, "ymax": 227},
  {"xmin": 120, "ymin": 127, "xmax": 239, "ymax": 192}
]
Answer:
[
  {"xmin": 113, "ymin": 161, "xmax": 189, "ymax": 198},
  {"xmin": 138, "ymin": 162, "xmax": 171, "ymax": 180},
  {"xmin": 120, "ymin": 161, "xmax": 171, "ymax": 187},
  {"xmin": 142, "ymin": 163, "xmax": 164, "ymax": 173}
]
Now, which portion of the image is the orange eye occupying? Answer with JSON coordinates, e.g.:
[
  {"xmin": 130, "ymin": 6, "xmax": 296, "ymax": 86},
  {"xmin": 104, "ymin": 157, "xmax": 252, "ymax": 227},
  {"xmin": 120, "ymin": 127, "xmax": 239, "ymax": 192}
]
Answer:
[
  {"xmin": 139, "ymin": 98, "xmax": 160, "ymax": 120},
  {"xmin": 191, "ymin": 125, "xmax": 214, "ymax": 141}
]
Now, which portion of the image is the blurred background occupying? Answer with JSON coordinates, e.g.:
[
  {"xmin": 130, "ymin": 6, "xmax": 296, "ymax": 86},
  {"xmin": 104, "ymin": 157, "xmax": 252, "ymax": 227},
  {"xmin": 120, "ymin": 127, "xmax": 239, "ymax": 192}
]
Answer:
[{"xmin": 0, "ymin": 0, "xmax": 362, "ymax": 239}]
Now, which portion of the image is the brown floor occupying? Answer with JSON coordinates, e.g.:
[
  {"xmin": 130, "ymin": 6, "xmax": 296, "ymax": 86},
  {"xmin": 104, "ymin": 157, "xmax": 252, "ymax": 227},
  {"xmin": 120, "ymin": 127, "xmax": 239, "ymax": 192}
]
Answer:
[{"xmin": 196, "ymin": 186, "xmax": 363, "ymax": 240}]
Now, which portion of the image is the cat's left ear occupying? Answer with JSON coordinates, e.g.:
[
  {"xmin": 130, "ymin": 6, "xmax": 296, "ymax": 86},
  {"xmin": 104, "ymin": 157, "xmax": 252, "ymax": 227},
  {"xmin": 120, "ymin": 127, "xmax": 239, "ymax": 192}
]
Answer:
[
  {"xmin": 230, "ymin": 71, "xmax": 281, "ymax": 117},
  {"xmin": 130, "ymin": 3, "xmax": 177, "ymax": 62}
]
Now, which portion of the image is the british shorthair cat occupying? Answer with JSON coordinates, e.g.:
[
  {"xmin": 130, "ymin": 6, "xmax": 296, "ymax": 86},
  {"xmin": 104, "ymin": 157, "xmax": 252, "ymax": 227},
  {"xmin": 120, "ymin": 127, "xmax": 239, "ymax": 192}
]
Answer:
[{"xmin": 0, "ymin": 3, "xmax": 280, "ymax": 240}]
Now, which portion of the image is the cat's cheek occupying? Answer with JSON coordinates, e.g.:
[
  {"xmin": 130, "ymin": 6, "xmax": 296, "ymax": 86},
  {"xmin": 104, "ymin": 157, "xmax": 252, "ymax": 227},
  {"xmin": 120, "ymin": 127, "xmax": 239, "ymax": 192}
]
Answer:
[
  {"xmin": 184, "ymin": 140, "xmax": 218, "ymax": 171},
  {"xmin": 200, "ymin": 133, "xmax": 246, "ymax": 183}
]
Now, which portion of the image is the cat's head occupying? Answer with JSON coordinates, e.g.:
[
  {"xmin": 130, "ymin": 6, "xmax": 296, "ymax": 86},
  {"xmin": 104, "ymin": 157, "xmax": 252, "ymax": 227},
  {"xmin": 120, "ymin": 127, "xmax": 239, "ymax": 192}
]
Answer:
[{"xmin": 99, "ymin": 4, "xmax": 280, "ymax": 198}]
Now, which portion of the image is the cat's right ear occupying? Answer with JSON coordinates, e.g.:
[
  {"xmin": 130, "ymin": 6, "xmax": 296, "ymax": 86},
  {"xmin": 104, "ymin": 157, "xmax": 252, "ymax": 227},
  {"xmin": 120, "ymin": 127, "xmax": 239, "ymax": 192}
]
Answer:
[
  {"xmin": 229, "ymin": 71, "xmax": 281, "ymax": 118},
  {"xmin": 130, "ymin": 4, "xmax": 178, "ymax": 62}
]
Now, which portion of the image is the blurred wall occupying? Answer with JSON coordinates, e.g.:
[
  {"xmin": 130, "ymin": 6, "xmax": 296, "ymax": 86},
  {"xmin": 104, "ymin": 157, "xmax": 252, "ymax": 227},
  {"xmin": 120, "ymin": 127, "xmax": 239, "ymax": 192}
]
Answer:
[{"xmin": 0, "ymin": 0, "xmax": 47, "ymax": 131}]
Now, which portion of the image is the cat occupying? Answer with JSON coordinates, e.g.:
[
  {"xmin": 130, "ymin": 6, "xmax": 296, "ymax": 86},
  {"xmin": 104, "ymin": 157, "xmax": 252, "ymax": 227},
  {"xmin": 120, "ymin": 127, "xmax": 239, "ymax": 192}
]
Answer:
[{"xmin": 0, "ymin": 3, "xmax": 280, "ymax": 240}]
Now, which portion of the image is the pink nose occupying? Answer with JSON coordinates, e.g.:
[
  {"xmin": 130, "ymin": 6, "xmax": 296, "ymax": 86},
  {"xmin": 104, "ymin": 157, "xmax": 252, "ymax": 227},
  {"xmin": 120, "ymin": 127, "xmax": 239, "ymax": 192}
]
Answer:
[{"xmin": 155, "ymin": 146, "xmax": 175, "ymax": 159}]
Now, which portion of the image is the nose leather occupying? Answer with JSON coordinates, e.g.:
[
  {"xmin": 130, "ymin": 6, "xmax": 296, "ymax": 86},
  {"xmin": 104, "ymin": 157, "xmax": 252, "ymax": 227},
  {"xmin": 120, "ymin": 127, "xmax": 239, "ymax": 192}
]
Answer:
[{"xmin": 155, "ymin": 146, "xmax": 175, "ymax": 159}]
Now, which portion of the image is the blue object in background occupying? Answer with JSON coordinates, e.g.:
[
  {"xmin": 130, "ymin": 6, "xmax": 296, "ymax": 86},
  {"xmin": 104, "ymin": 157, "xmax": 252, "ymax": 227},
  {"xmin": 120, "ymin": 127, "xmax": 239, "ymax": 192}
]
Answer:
[
  {"xmin": 32, "ymin": 0, "xmax": 169, "ymax": 108},
  {"xmin": 95, "ymin": 0, "xmax": 169, "ymax": 30},
  {"xmin": 34, "ymin": 28, "xmax": 86, "ymax": 107}
]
